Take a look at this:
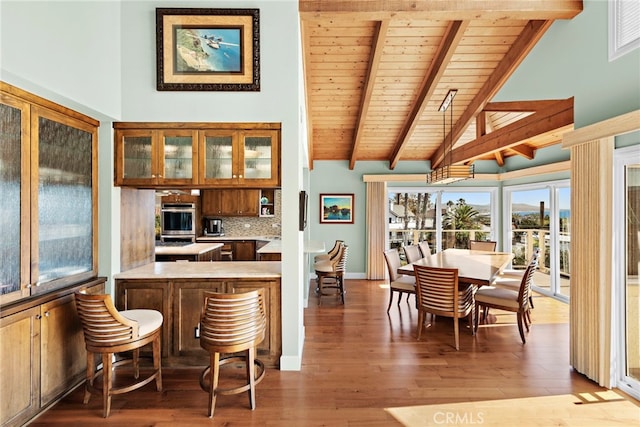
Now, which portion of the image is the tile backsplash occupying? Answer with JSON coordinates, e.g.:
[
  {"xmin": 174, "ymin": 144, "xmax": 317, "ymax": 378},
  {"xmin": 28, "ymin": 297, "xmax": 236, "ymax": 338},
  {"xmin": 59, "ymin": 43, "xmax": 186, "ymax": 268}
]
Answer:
[{"xmin": 218, "ymin": 190, "xmax": 281, "ymax": 237}]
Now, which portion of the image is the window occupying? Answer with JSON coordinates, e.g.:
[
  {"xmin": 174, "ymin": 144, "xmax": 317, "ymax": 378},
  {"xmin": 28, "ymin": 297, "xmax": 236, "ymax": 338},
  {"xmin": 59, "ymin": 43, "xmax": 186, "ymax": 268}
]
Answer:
[
  {"xmin": 609, "ymin": 0, "xmax": 640, "ymax": 61},
  {"xmin": 388, "ymin": 187, "xmax": 497, "ymax": 253}
]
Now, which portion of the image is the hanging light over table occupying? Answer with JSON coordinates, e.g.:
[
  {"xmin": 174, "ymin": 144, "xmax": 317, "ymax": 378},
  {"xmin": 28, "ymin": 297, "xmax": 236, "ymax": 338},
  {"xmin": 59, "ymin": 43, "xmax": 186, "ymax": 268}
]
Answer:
[{"xmin": 427, "ymin": 89, "xmax": 474, "ymax": 184}]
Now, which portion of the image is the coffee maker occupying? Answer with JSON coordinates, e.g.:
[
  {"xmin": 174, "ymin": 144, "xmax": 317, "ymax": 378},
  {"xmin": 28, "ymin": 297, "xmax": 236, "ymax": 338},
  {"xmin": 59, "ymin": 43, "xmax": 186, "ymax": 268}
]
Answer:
[{"xmin": 203, "ymin": 218, "xmax": 224, "ymax": 236}]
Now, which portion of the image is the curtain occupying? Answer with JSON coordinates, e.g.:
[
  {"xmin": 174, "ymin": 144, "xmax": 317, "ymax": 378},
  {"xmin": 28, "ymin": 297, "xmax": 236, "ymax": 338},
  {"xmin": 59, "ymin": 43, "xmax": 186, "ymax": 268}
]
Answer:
[{"xmin": 366, "ymin": 181, "xmax": 387, "ymax": 280}]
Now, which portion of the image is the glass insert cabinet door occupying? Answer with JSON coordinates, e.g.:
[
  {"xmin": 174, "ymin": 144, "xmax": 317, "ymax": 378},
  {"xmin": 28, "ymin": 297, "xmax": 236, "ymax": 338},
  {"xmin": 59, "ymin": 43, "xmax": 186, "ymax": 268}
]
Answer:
[
  {"xmin": 202, "ymin": 131, "xmax": 235, "ymax": 182},
  {"xmin": 0, "ymin": 96, "xmax": 29, "ymax": 299},
  {"xmin": 162, "ymin": 132, "xmax": 196, "ymax": 181},
  {"xmin": 0, "ymin": 86, "xmax": 98, "ymax": 303},
  {"xmin": 121, "ymin": 131, "xmax": 154, "ymax": 180}
]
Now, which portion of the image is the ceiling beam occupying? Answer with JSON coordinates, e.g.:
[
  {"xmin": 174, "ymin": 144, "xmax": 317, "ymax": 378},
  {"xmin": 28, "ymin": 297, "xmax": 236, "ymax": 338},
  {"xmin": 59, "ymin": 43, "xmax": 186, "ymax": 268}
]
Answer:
[
  {"xmin": 299, "ymin": 0, "xmax": 583, "ymax": 20},
  {"xmin": 430, "ymin": 19, "xmax": 554, "ymax": 169},
  {"xmin": 510, "ymin": 144, "xmax": 536, "ymax": 159},
  {"xmin": 388, "ymin": 20, "xmax": 468, "ymax": 169},
  {"xmin": 450, "ymin": 97, "xmax": 574, "ymax": 164},
  {"xmin": 483, "ymin": 99, "xmax": 568, "ymax": 112},
  {"xmin": 349, "ymin": 20, "xmax": 389, "ymax": 170}
]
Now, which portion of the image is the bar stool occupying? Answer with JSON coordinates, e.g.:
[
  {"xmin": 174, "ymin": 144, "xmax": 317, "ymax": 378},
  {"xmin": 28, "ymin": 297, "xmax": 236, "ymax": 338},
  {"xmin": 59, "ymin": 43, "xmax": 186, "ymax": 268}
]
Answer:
[
  {"xmin": 199, "ymin": 290, "xmax": 267, "ymax": 418},
  {"xmin": 315, "ymin": 243, "xmax": 348, "ymax": 305},
  {"xmin": 74, "ymin": 292, "xmax": 163, "ymax": 418}
]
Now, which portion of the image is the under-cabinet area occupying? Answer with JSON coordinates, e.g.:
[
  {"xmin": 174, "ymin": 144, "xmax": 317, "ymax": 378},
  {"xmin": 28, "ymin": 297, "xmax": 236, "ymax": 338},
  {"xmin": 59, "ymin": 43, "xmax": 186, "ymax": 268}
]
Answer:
[
  {"xmin": 0, "ymin": 278, "xmax": 106, "ymax": 427},
  {"xmin": 114, "ymin": 262, "xmax": 281, "ymax": 368}
]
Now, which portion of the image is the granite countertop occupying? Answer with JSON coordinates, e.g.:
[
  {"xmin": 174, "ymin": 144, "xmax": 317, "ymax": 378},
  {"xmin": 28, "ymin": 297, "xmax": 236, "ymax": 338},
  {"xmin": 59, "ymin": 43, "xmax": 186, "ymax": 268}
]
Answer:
[
  {"xmin": 196, "ymin": 235, "xmax": 281, "ymax": 242},
  {"xmin": 256, "ymin": 240, "xmax": 325, "ymax": 254},
  {"xmin": 114, "ymin": 261, "xmax": 281, "ymax": 280},
  {"xmin": 154, "ymin": 242, "xmax": 223, "ymax": 256}
]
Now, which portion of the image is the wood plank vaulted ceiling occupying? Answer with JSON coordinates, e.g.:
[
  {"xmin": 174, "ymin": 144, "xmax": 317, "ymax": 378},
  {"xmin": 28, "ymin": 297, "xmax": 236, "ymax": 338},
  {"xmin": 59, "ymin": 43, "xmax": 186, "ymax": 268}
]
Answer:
[{"xmin": 300, "ymin": 0, "xmax": 583, "ymax": 170}]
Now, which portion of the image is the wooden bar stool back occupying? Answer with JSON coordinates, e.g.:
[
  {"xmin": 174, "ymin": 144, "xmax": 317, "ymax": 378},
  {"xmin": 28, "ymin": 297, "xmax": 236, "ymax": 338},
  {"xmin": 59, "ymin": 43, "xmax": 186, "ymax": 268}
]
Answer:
[
  {"xmin": 199, "ymin": 290, "xmax": 267, "ymax": 418},
  {"xmin": 74, "ymin": 292, "xmax": 163, "ymax": 418}
]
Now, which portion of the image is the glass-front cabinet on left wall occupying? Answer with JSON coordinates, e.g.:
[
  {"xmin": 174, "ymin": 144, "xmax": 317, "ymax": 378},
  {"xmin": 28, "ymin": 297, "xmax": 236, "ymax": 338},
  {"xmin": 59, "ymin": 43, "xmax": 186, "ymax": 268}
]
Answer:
[{"xmin": 0, "ymin": 82, "xmax": 99, "ymax": 304}]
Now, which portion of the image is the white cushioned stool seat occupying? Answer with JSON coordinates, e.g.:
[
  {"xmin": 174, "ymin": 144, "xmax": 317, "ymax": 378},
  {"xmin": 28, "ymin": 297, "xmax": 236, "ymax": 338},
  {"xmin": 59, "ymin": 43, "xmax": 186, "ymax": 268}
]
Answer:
[{"xmin": 121, "ymin": 309, "xmax": 164, "ymax": 337}]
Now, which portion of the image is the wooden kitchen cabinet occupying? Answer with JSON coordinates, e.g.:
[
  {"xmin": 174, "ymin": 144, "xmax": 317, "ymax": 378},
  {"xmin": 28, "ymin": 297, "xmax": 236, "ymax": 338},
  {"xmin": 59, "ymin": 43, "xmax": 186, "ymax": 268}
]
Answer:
[
  {"xmin": 0, "ymin": 278, "xmax": 105, "ymax": 427},
  {"xmin": 199, "ymin": 128, "xmax": 280, "ymax": 187},
  {"xmin": 172, "ymin": 280, "xmax": 225, "ymax": 361},
  {"xmin": 115, "ymin": 280, "xmax": 172, "ymax": 357},
  {"xmin": 115, "ymin": 275, "xmax": 281, "ymax": 368},
  {"xmin": 113, "ymin": 122, "xmax": 280, "ymax": 189},
  {"xmin": 201, "ymin": 189, "xmax": 260, "ymax": 217},
  {"xmin": 226, "ymin": 279, "xmax": 281, "ymax": 366},
  {"xmin": 233, "ymin": 240, "xmax": 257, "ymax": 261},
  {"xmin": 1, "ymin": 82, "xmax": 99, "ymax": 306},
  {"xmin": 114, "ymin": 127, "xmax": 198, "ymax": 187}
]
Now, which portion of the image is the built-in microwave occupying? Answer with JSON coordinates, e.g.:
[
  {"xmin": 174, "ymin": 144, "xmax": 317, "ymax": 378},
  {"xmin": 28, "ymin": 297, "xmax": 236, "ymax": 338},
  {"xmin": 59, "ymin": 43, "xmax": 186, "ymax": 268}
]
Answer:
[{"xmin": 161, "ymin": 203, "xmax": 196, "ymax": 240}]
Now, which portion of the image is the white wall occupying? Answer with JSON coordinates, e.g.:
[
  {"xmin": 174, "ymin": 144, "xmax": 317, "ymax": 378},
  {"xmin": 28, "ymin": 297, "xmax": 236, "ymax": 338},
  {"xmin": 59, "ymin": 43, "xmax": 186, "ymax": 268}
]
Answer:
[{"xmin": 1, "ymin": 0, "xmax": 306, "ymax": 370}]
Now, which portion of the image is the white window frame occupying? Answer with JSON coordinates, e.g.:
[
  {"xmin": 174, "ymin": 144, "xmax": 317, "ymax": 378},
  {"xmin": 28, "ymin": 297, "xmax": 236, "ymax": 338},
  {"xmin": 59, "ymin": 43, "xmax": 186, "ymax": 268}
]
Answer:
[
  {"xmin": 611, "ymin": 144, "xmax": 640, "ymax": 400},
  {"xmin": 389, "ymin": 186, "xmax": 498, "ymax": 252},
  {"xmin": 609, "ymin": 0, "xmax": 640, "ymax": 61}
]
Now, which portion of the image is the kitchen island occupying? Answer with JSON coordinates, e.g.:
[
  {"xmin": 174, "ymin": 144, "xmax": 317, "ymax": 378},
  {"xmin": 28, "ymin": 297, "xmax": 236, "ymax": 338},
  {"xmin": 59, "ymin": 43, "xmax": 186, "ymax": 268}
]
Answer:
[
  {"xmin": 114, "ymin": 261, "xmax": 281, "ymax": 368},
  {"xmin": 154, "ymin": 242, "xmax": 223, "ymax": 262}
]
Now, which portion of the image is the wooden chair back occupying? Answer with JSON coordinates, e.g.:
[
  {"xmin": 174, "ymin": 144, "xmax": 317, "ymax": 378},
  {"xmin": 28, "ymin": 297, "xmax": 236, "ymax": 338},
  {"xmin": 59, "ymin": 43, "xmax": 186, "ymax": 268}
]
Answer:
[
  {"xmin": 469, "ymin": 240, "xmax": 497, "ymax": 251},
  {"xmin": 74, "ymin": 293, "xmax": 140, "ymax": 347},
  {"xmin": 414, "ymin": 265, "xmax": 467, "ymax": 318},
  {"xmin": 200, "ymin": 289, "xmax": 267, "ymax": 354}
]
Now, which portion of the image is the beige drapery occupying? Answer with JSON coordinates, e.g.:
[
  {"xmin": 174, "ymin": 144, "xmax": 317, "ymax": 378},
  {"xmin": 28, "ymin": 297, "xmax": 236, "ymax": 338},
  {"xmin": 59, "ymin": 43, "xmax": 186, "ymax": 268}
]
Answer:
[
  {"xmin": 562, "ymin": 109, "xmax": 640, "ymax": 387},
  {"xmin": 366, "ymin": 181, "xmax": 387, "ymax": 280}
]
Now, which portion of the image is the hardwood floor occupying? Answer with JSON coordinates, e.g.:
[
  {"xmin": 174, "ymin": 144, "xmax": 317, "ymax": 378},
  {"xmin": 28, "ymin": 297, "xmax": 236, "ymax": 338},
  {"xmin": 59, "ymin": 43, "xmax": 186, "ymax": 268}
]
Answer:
[{"xmin": 30, "ymin": 279, "xmax": 638, "ymax": 426}]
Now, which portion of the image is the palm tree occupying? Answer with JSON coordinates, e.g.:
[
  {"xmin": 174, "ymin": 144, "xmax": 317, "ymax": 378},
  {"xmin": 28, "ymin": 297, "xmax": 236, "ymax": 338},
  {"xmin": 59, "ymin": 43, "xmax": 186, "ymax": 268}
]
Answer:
[{"xmin": 442, "ymin": 199, "xmax": 483, "ymax": 248}]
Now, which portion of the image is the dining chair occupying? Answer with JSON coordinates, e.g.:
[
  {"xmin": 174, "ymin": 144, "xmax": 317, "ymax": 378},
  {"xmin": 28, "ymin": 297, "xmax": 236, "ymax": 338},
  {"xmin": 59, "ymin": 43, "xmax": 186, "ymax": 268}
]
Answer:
[
  {"xmin": 404, "ymin": 244, "xmax": 423, "ymax": 263},
  {"xmin": 383, "ymin": 248, "xmax": 416, "ymax": 312},
  {"xmin": 199, "ymin": 290, "xmax": 267, "ymax": 418},
  {"xmin": 74, "ymin": 292, "xmax": 163, "ymax": 418},
  {"xmin": 316, "ymin": 243, "xmax": 348, "ymax": 305},
  {"xmin": 469, "ymin": 240, "xmax": 497, "ymax": 251},
  {"xmin": 474, "ymin": 263, "xmax": 536, "ymax": 344},
  {"xmin": 418, "ymin": 240, "xmax": 431, "ymax": 257},
  {"xmin": 413, "ymin": 265, "xmax": 475, "ymax": 350},
  {"xmin": 493, "ymin": 248, "xmax": 540, "ymax": 308},
  {"xmin": 314, "ymin": 239, "xmax": 343, "ymax": 263}
]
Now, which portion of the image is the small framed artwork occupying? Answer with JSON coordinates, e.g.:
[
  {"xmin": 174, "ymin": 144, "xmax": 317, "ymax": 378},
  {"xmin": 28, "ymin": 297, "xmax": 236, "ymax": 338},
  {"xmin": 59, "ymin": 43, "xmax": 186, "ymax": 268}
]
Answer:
[
  {"xmin": 156, "ymin": 8, "xmax": 260, "ymax": 91},
  {"xmin": 320, "ymin": 194, "xmax": 354, "ymax": 224}
]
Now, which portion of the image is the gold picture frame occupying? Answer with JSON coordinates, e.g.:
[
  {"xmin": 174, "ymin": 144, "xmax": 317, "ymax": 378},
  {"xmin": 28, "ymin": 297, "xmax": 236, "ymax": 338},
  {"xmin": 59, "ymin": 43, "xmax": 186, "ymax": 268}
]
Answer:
[{"xmin": 156, "ymin": 8, "xmax": 260, "ymax": 91}]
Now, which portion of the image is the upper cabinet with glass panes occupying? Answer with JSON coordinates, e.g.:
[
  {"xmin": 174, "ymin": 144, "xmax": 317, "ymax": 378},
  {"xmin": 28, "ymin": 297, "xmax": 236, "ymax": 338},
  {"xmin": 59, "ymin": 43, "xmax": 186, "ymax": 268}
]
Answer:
[
  {"xmin": 114, "ymin": 123, "xmax": 280, "ymax": 188},
  {"xmin": 114, "ymin": 127, "xmax": 198, "ymax": 187}
]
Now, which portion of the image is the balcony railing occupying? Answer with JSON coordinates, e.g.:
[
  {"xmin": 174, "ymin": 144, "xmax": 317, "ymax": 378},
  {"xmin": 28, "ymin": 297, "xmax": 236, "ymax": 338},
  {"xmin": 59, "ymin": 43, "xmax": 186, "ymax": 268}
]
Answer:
[{"xmin": 389, "ymin": 228, "xmax": 571, "ymax": 277}]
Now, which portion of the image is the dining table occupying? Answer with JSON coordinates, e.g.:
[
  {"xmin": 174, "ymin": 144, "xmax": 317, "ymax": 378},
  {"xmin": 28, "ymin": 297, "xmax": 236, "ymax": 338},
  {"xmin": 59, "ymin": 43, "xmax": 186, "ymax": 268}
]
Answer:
[{"xmin": 397, "ymin": 248, "xmax": 514, "ymax": 287}]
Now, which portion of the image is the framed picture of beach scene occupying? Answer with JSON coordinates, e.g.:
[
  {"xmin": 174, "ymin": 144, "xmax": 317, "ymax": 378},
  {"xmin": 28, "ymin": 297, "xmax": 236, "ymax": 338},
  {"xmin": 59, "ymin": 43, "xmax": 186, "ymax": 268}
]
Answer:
[
  {"xmin": 320, "ymin": 194, "xmax": 354, "ymax": 224},
  {"xmin": 156, "ymin": 8, "xmax": 260, "ymax": 91}
]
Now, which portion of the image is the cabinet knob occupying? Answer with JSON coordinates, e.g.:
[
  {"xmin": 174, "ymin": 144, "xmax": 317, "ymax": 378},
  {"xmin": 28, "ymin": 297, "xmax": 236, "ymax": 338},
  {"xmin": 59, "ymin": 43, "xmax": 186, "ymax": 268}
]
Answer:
[
  {"xmin": 44, "ymin": 311, "xmax": 50, "ymax": 317},
  {"xmin": 239, "ymin": 174, "xmax": 243, "ymax": 178},
  {"xmin": 35, "ymin": 314, "xmax": 42, "ymax": 320},
  {"xmin": 151, "ymin": 174, "xmax": 156, "ymax": 178}
]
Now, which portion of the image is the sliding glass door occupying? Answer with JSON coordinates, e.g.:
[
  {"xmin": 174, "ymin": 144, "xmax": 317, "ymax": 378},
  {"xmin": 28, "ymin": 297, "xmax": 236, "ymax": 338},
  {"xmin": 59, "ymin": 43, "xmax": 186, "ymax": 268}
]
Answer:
[
  {"xmin": 614, "ymin": 145, "xmax": 640, "ymax": 400},
  {"xmin": 503, "ymin": 181, "xmax": 570, "ymax": 302}
]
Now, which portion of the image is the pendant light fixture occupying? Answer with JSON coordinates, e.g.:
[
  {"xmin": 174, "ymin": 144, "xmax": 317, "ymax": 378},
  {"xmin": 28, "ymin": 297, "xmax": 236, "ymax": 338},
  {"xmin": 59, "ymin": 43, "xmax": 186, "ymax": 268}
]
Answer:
[{"xmin": 427, "ymin": 89, "xmax": 474, "ymax": 184}]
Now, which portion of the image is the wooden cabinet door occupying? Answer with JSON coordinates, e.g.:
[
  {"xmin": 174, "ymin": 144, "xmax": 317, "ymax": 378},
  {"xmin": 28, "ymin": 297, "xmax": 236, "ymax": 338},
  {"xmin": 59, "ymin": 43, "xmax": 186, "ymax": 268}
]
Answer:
[
  {"xmin": 237, "ymin": 189, "xmax": 260, "ymax": 216},
  {"xmin": 226, "ymin": 279, "xmax": 281, "ymax": 367},
  {"xmin": 239, "ymin": 130, "xmax": 280, "ymax": 187},
  {"xmin": 115, "ymin": 280, "xmax": 172, "ymax": 357},
  {"xmin": 199, "ymin": 130, "xmax": 238, "ymax": 186},
  {"xmin": 115, "ymin": 129, "xmax": 159, "ymax": 186},
  {"xmin": 158, "ymin": 130, "xmax": 198, "ymax": 186},
  {"xmin": 201, "ymin": 190, "xmax": 222, "ymax": 216},
  {"xmin": 40, "ymin": 294, "xmax": 86, "ymax": 406},
  {"xmin": 219, "ymin": 189, "xmax": 239, "ymax": 215},
  {"xmin": 173, "ymin": 280, "xmax": 224, "ymax": 359},
  {"xmin": 234, "ymin": 241, "xmax": 256, "ymax": 261},
  {"xmin": 0, "ymin": 306, "xmax": 40, "ymax": 427}
]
